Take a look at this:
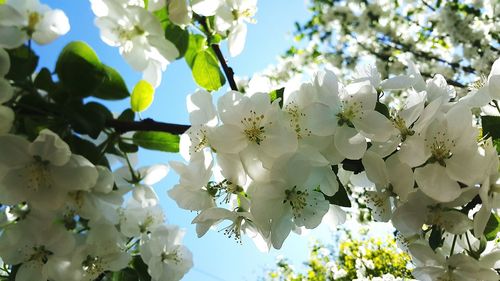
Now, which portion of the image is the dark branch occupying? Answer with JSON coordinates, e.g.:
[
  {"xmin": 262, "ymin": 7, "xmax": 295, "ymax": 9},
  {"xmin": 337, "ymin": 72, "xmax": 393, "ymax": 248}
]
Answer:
[
  {"xmin": 210, "ymin": 43, "xmax": 239, "ymax": 91},
  {"xmin": 106, "ymin": 118, "xmax": 190, "ymax": 135},
  {"xmin": 197, "ymin": 15, "xmax": 239, "ymax": 91}
]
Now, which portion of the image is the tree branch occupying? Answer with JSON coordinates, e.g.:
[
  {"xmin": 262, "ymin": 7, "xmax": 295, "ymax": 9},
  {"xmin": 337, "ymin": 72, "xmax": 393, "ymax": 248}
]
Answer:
[
  {"xmin": 197, "ymin": 15, "xmax": 239, "ymax": 91},
  {"xmin": 210, "ymin": 43, "xmax": 239, "ymax": 91},
  {"xmin": 106, "ymin": 118, "xmax": 190, "ymax": 135}
]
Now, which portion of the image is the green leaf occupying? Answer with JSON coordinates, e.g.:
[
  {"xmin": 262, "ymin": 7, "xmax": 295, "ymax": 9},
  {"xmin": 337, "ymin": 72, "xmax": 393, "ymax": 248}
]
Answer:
[
  {"xmin": 481, "ymin": 116, "xmax": 500, "ymax": 140},
  {"xmin": 68, "ymin": 102, "xmax": 112, "ymax": 139},
  {"xmin": 341, "ymin": 159, "xmax": 365, "ymax": 174},
  {"xmin": 130, "ymin": 80, "xmax": 154, "ymax": 113},
  {"xmin": 119, "ymin": 140, "xmax": 139, "ymax": 153},
  {"xmin": 67, "ymin": 135, "xmax": 109, "ymax": 167},
  {"xmin": 185, "ymin": 34, "xmax": 206, "ymax": 68},
  {"xmin": 6, "ymin": 45, "xmax": 39, "ymax": 80},
  {"xmin": 55, "ymin": 41, "xmax": 106, "ymax": 97},
  {"xmin": 484, "ymin": 213, "xmax": 500, "ymax": 241},
  {"xmin": 192, "ymin": 50, "xmax": 225, "ymax": 91},
  {"xmin": 325, "ymin": 165, "xmax": 351, "ymax": 207},
  {"xmin": 112, "ymin": 268, "xmax": 139, "ymax": 281},
  {"xmin": 34, "ymin": 68, "xmax": 56, "ymax": 92},
  {"xmin": 269, "ymin": 87, "xmax": 285, "ymax": 108},
  {"xmin": 132, "ymin": 255, "xmax": 152, "ymax": 281},
  {"xmin": 133, "ymin": 131, "xmax": 180, "ymax": 152},
  {"xmin": 153, "ymin": 6, "xmax": 168, "ymax": 29},
  {"xmin": 118, "ymin": 108, "xmax": 135, "ymax": 122},
  {"xmin": 92, "ymin": 64, "xmax": 130, "ymax": 100},
  {"xmin": 375, "ymin": 102, "xmax": 390, "ymax": 119},
  {"xmin": 325, "ymin": 182, "xmax": 351, "ymax": 207},
  {"xmin": 164, "ymin": 23, "xmax": 189, "ymax": 59}
]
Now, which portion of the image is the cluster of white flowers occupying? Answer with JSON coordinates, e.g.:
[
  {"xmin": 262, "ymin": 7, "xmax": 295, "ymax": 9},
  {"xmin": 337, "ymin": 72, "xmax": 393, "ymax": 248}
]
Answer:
[
  {"xmin": 192, "ymin": 0, "xmax": 257, "ymax": 57},
  {"xmin": 0, "ymin": 130, "xmax": 193, "ymax": 281},
  {"xmin": 0, "ymin": 0, "xmax": 70, "ymax": 48},
  {"xmin": 278, "ymin": 0, "xmax": 499, "ymax": 86},
  {"xmin": 172, "ymin": 58, "xmax": 500, "ymax": 278},
  {"xmin": 89, "ymin": 0, "xmax": 257, "ymax": 88},
  {"xmin": 0, "ymin": 1, "xmax": 193, "ymax": 279},
  {"xmin": 90, "ymin": 0, "xmax": 179, "ymax": 88}
]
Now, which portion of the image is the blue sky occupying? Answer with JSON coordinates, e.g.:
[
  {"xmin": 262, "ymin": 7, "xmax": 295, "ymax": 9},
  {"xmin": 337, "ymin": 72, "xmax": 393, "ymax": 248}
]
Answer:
[{"xmin": 32, "ymin": 1, "xmax": 385, "ymax": 280}]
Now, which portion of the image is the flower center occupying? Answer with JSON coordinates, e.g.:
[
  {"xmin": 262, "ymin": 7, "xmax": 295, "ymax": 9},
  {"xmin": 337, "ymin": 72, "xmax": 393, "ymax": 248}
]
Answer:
[
  {"xmin": 425, "ymin": 131, "xmax": 455, "ymax": 166},
  {"xmin": 220, "ymin": 215, "xmax": 245, "ymax": 244},
  {"xmin": 28, "ymin": 245, "xmax": 52, "ymax": 264},
  {"xmin": 26, "ymin": 159, "xmax": 51, "ymax": 191},
  {"xmin": 393, "ymin": 115, "xmax": 414, "ymax": 141},
  {"xmin": 284, "ymin": 186, "xmax": 309, "ymax": 219},
  {"xmin": 337, "ymin": 98, "xmax": 363, "ymax": 127},
  {"xmin": 26, "ymin": 12, "xmax": 42, "ymax": 35},
  {"xmin": 139, "ymin": 214, "xmax": 156, "ymax": 233},
  {"xmin": 286, "ymin": 103, "xmax": 311, "ymax": 139},
  {"xmin": 161, "ymin": 247, "xmax": 181, "ymax": 264},
  {"xmin": 117, "ymin": 24, "xmax": 146, "ymax": 42},
  {"xmin": 241, "ymin": 110, "xmax": 266, "ymax": 145},
  {"xmin": 82, "ymin": 255, "xmax": 104, "ymax": 276}
]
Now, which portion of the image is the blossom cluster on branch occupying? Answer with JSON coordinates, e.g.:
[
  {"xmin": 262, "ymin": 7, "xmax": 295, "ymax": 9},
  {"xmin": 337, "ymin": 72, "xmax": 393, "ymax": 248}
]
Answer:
[
  {"xmin": 261, "ymin": 0, "xmax": 499, "ymax": 91},
  {"xmin": 0, "ymin": 0, "xmax": 499, "ymax": 280},
  {"xmin": 172, "ymin": 59, "xmax": 500, "ymax": 279}
]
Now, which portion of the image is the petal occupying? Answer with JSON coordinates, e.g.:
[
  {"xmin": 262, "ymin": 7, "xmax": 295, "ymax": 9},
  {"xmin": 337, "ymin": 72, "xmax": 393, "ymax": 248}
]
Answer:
[
  {"xmin": 210, "ymin": 124, "xmax": 247, "ymax": 154},
  {"xmin": 168, "ymin": 184, "xmax": 215, "ymax": 211},
  {"xmin": 140, "ymin": 164, "xmax": 169, "ymax": 185},
  {"xmin": 0, "ymin": 48, "xmax": 10, "ymax": 76},
  {"xmin": 51, "ymin": 155, "xmax": 98, "ymax": 191},
  {"xmin": 29, "ymin": 129, "xmax": 71, "ymax": 166},
  {"xmin": 32, "ymin": 9, "xmax": 70, "ymax": 45},
  {"xmin": 361, "ymin": 150, "xmax": 389, "ymax": 187},
  {"xmin": 270, "ymin": 213, "xmax": 293, "ymax": 249},
  {"xmin": 414, "ymin": 164, "xmax": 461, "ymax": 202},
  {"xmin": 353, "ymin": 110, "xmax": 396, "ymax": 142},
  {"xmin": 228, "ymin": 22, "xmax": 247, "ymax": 57},
  {"xmin": 380, "ymin": 75, "xmax": 414, "ymax": 90},
  {"xmin": 334, "ymin": 125, "xmax": 366, "ymax": 160},
  {"xmin": 0, "ymin": 134, "xmax": 31, "ymax": 167},
  {"xmin": 168, "ymin": 0, "xmax": 192, "ymax": 26},
  {"xmin": 0, "ymin": 105, "xmax": 14, "ymax": 134},
  {"xmin": 0, "ymin": 26, "xmax": 26, "ymax": 48},
  {"xmin": 191, "ymin": 0, "xmax": 223, "ymax": 16}
]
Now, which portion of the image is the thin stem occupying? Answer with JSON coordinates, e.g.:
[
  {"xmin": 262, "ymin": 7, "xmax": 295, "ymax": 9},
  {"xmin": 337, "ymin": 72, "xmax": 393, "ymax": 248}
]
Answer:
[
  {"xmin": 211, "ymin": 43, "xmax": 239, "ymax": 91},
  {"xmin": 421, "ymin": 0, "xmax": 436, "ymax": 11},
  {"xmin": 106, "ymin": 118, "xmax": 190, "ymax": 135},
  {"xmin": 124, "ymin": 152, "xmax": 140, "ymax": 183},
  {"xmin": 450, "ymin": 234, "xmax": 458, "ymax": 256},
  {"xmin": 465, "ymin": 232, "xmax": 473, "ymax": 253}
]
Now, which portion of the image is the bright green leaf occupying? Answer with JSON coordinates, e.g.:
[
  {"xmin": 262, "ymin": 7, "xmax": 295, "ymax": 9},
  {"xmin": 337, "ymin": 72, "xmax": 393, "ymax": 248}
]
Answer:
[
  {"xmin": 133, "ymin": 131, "xmax": 180, "ymax": 152},
  {"xmin": 185, "ymin": 34, "xmax": 206, "ymax": 68},
  {"xmin": 130, "ymin": 80, "xmax": 155, "ymax": 113},
  {"xmin": 92, "ymin": 64, "xmax": 130, "ymax": 100},
  {"xmin": 269, "ymin": 88, "xmax": 284, "ymax": 108},
  {"xmin": 192, "ymin": 50, "xmax": 225, "ymax": 91},
  {"xmin": 484, "ymin": 213, "xmax": 500, "ymax": 241},
  {"xmin": 55, "ymin": 41, "xmax": 106, "ymax": 97}
]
